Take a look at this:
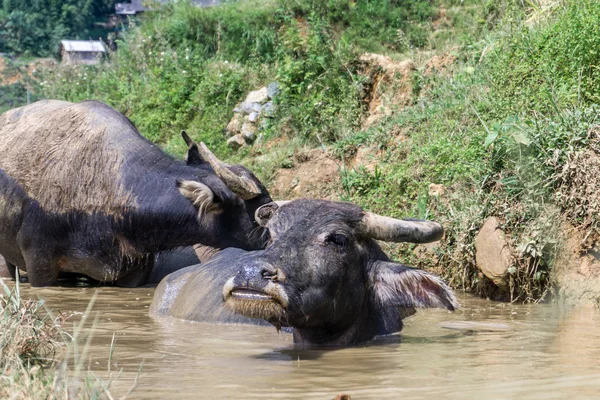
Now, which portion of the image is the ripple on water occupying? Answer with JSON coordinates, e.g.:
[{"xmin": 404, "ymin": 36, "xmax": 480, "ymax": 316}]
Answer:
[{"xmin": 13, "ymin": 284, "xmax": 600, "ymax": 400}]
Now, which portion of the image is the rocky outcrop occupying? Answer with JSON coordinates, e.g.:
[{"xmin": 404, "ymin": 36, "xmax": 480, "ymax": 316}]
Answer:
[
  {"xmin": 475, "ymin": 217, "xmax": 513, "ymax": 288},
  {"xmin": 226, "ymin": 83, "xmax": 279, "ymax": 149}
]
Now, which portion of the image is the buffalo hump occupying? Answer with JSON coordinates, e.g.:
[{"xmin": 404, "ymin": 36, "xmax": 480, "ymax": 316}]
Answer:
[{"xmin": 0, "ymin": 100, "xmax": 145, "ymax": 214}]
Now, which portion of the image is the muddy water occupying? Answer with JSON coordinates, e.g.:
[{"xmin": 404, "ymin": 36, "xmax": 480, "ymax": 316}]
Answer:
[{"xmin": 15, "ymin": 285, "xmax": 600, "ymax": 399}]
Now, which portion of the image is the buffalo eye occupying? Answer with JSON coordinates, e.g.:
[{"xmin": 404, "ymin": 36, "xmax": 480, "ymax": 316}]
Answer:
[{"xmin": 326, "ymin": 233, "xmax": 348, "ymax": 247}]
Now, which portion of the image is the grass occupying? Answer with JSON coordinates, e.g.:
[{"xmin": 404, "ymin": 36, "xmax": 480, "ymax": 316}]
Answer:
[{"xmin": 0, "ymin": 275, "xmax": 138, "ymax": 398}]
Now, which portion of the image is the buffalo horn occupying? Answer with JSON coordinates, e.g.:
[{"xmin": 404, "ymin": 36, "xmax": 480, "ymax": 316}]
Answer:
[
  {"xmin": 197, "ymin": 142, "xmax": 262, "ymax": 200},
  {"xmin": 360, "ymin": 212, "xmax": 444, "ymax": 243}
]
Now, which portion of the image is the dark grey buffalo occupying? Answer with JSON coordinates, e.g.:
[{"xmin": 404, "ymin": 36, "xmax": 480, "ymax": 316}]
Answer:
[
  {"xmin": 150, "ymin": 199, "xmax": 458, "ymax": 346},
  {"xmin": 0, "ymin": 100, "xmax": 271, "ymax": 287}
]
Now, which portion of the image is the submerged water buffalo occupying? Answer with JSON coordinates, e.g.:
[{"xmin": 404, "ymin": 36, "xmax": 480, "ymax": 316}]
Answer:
[
  {"xmin": 150, "ymin": 199, "xmax": 458, "ymax": 346},
  {"xmin": 0, "ymin": 100, "xmax": 271, "ymax": 286}
]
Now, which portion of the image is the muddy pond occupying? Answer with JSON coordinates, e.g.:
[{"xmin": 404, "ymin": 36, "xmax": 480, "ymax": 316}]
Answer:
[{"xmin": 16, "ymin": 284, "xmax": 600, "ymax": 399}]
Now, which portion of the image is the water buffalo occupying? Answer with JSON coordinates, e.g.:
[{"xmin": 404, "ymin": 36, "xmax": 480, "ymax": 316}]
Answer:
[
  {"xmin": 0, "ymin": 100, "xmax": 271, "ymax": 287},
  {"xmin": 150, "ymin": 199, "xmax": 458, "ymax": 346}
]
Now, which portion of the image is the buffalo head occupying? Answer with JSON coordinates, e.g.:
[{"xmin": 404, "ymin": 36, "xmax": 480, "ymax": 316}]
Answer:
[
  {"xmin": 176, "ymin": 131, "xmax": 271, "ymax": 250},
  {"xmin": 223, "ymin": 199, "xmax": 458, "ymax": 345}
]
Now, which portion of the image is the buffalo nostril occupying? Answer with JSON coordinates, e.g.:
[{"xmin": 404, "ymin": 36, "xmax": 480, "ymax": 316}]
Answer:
[
  {"xmin": 262, "ymin": 268, "xmax": 285, "ymax": 283},
  {"xmin": 261, "ymin": 268, "xmax": 276, "ymax": 280}
]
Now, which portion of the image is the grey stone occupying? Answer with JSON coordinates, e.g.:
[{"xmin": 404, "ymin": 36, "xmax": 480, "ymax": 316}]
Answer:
[
  {"xmin": 244, "ymin": 87, "xmax": 268, "ymax": 104},
  {"xmin": 241, "ymin": 122, "xmax": 257, "ymax": 143},
  {"xmin": 227, "ymin": 134, "xmax": 246, "ymax": 149},
  {"xmin": 238, "ymin": 101, "xmax": 262, "ymax": 116},
  {"xmin": 226, "ymin": 114, "xmax": 243, "ymax": 136},
  {"xmin": 267, "ymin": 82, "xmax": 280, "ymax": 99},
  {"xmin": 261, "ymin": 101, "xmax": 275, "ymax": 117},
  {"xmin": 248, "ymin": 111, "xmax": 259, "ymax": 123}
]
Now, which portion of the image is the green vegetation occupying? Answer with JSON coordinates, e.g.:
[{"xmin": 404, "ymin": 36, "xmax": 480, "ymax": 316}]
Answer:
[
  {"xmin": 0, "ymin": 0, "xmax": 117, "ymax": 56},
  {"xmin": 34, "ymin": 0, "xmax": 600, "ymax": 302},
  {"xmin": 40, "ymin": 0, "xmax": 436, "ymax": 153}
]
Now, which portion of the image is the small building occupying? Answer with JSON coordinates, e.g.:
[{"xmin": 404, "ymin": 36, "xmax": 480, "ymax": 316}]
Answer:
[
  {"xmin": 115, "ymin": 0, "xmax": 219, "ymax": 15},
  {"xmin": 115, "ymin": 0, "xmax": 145, "ymax": 15},
  {"xmin": 60, "ymin": 40, "xmax": 107, "ymax": 65}
]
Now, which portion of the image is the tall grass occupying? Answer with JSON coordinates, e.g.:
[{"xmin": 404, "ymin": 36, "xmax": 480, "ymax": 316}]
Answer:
[{"xmin": 0, "ymin": 276, "xmax": 136, "ymax": 398}]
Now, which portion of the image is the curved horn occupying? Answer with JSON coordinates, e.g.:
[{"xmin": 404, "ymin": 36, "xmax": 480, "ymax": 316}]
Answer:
[
  {"xmin": 181, "ymin": 130, "xmax": 194, "ymax": 147},
  {"xmin": 197, "ymin": 142, "xmax": 262, "ymax": 200},
  {"xmin": 360, "ymin": 212, "xmax": 444, "ymax": 243}
]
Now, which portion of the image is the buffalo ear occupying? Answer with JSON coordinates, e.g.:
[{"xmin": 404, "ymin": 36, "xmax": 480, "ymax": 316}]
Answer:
[
  {"xmin": 254, "ymin": 201, "xmax": 291, "ymax": 227},
  {"xmin": 177, "ymin": 180, "xmax": 218, "ymax": 213},
  {"xmin": 370, "ymin": 261, "xmax": 458, "ymax": 311},
  {"xmin": 181, "ymin": 131, "xmax": 205, "ymax": 166}
]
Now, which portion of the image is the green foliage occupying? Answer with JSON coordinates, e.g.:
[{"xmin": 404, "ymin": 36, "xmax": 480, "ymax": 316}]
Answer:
[
  {"xmin": 148, "ymin": 0, "xmax": 279, "ymax": 62},
  {"xmin": 279, "ymin": 0, "xmax": 436, "ymax": 52},
  {"xmin": 0, "ymin": 0, "xmax": 116, "ymax": 56},
  {"xmin": 40, "ymin": 0, "xmax": 437, "ymax": 155},
  {"xmin": 274, "ymin": 15, "xmax": 363, "ymax": 142},
  {"xmin": 0, "ymin": 281, "xmax": 134, "ymax": 398},
  {"xmin": 489, "ymin": 0, "xmax": 600, "ymax": 111},
  {"xmin": 0, "ymin": 82, "xmax": 30, "ymax": 113}
]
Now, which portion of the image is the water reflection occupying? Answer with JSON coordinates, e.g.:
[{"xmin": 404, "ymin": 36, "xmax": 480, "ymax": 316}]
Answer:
[{"xmin": 10, "ymin": 283, "xmax": 600, "ymax": 399}]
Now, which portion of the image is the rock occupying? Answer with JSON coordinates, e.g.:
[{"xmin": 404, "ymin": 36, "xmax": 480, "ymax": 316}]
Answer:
[
  {"xmin": 474, "ymin": 217, "xmax": 512, "ymax": 288},
  {"xmin": 248, "ymin": 111, "xmax": 259, "ymax": 123},
  {"xmin": 334, "ymin": 395, "xmax": 351, "ymax": 400},
  {"xmin": 290, "ymin": 177, "xmax": 299, "ymax": 189},
  {"xmin": 226, "ymin": 114, "xmax": 243, "ymax": 136},
  {"xmin": 261, "ymin": 101, "xmax": 275, "ymax": 118},
  {"xmin": 227, "ymin": 134, "xmax": 246, "ymax": 150},
  {"xmin": 244, "ymin": 87, "xmax": 268, "ymax": 104},
  {"xmin": 236, "ymin": 101, "xmax": 262, "ymax": 116},
  {"xmin": 267, "ymin": 82, "xmax": 280, "ymax": 99},
  {"xmin": 241, "ymin": 123, "xmax": 257, "ymax": 143}
]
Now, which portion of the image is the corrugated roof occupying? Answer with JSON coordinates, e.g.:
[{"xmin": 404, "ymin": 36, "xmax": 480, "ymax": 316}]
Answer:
[{"xmin": 60, "ymin": 40, "xmax": 106, "ymax": 53}]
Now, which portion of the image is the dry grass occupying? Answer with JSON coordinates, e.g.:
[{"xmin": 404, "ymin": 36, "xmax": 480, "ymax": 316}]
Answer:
[{"xmin": 0, "ymin": 275, "xmax": 138, "ymax": 399}]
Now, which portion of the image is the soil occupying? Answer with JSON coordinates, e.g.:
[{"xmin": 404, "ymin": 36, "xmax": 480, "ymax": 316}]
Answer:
[
  {"xmin": 424, "ymin": 53, "xmax": 457, "ymax": 76},
  {"xmin": 269, "ymin": 148, "xmax": 342, "ymax": 200},
  {"xmin": 554, "ymin": 221, "xmax": 600, "ymax": 306},
  {"xmin": 358, "ymin": 53, "xmax": 416, "ymax": 127}
]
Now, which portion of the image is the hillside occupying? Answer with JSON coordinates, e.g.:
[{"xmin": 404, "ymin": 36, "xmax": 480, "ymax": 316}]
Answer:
[{"xmin": 21, "ymin": 0, "xmax": 600, "ymax": 306}]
